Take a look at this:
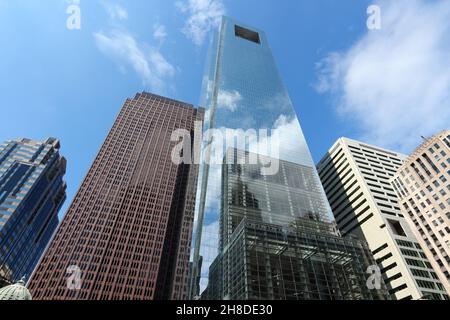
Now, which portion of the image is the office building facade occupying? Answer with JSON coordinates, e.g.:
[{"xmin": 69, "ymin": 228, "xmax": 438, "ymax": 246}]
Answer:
[
  {"xmin": 0, "ymin": 138, "xmax": 66, "ymax": 284},
  {"xmin": 392, "ymin": 130, "xmax": 450, "ymax": 294},
  {"xmin": 317, "ymin": 138, "xmax": 448, "ymax": 300},
  {"xmin": 190, "ymin": 17, "xmax": 388, "ymax": 300},
  {"xmin": 205, "ymin": 149, "xmax": 387, "ymax": 300},
  {"xmin": 28, "ymin": 92, "xmax": 204, "ymax": 300}
]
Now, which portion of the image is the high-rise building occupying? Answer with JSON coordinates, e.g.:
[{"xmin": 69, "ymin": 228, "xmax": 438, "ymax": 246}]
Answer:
[
  {"xmin": 317, "ymin": 138, "xmax": 449, "ymax": 300},
  {"xmin": 0, "ymin": 137, "xmax": 66, "ymax": 285},
  {"xmin": 190, "ymin": 17, "xmax": 388, "ymax": 300},
  {"xmin": 205, "ymin": 149, "xmax": 387, "ymax": 300},
  {"xmin": 28, "ymin": 92, "xmax": 204, "ymax": 300},
  {"xmin": 392, "ymin": 130, "xmax": 450, "ymax": 295}
]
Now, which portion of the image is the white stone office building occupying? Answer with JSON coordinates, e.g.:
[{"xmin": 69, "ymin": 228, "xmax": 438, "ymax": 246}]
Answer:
[
  {"xmin": 317, "ymin": 138, "xmax": 448, "ymax": 300},
  {"xmin": 392, "ymin": 130, "xmax": 450, "ymax": 295}
]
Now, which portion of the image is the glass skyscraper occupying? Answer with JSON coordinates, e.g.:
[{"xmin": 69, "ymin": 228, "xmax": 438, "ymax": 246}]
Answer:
[
  {"xmin": 190, "ymin": 17, "xmax": 388, "ymax": 300},
  {"xmin": 0, "ymin": 137, "xmax": 66, "ymax": 284}
]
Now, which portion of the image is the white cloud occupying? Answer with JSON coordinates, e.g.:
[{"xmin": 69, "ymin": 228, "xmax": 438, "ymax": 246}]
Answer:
[
  {"xmin": 217, "ymin": 89, "xmax": 242, "ymax": 112},
  {"xmin": 93, "ymin": 30, "xmax": 175, "ymax": 92},
  {"xmin": 153, "ymin": 23, "xmax": 167, "ymax": 42},
  {"xmin": 176, "ymin": 0, "xmax": 226, "ymax": 46},
  {"xmin": 316, "ymin": 0, "xmax": 450, "ymax": 153},
  {"xmin": 102, "ymin": 2, "xmax": 128, "ymax": 20},
  {"xmin": 148, "ymin": 49, "xmax": 175, "ymax": 77}
]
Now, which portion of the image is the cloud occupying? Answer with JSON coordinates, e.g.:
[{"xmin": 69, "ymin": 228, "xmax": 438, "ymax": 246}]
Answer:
[
  {"xmin": 315, "ymin": 0, "xmax": 450, "ymax": 153},
  {"xmin": 217, "ymin": 89, "xmax": 242, "ymax": 112},
  {"xmin": 176, "ymin": 0, "xmax": 226, "ymax": 46},
  {"xmin": 93, "ymin": 29, "xmax": 175, "ymax": 92},
  {"xmin": 153, "ymin": 23, "xmax": 167, "ymax": 42},
  {"xmin": 102, "ymin": 2, "xmax": 128, "ymax": 20}
]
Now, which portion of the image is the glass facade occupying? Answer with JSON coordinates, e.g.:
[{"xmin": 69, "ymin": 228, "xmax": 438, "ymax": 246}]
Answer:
[
  {"xmin": 207, "ymin": 222, "xmax": 386, "ymax": 300},
  {"xmin": 190, "ymin": 17, "xmax": 387, "ymax": 299},
  {"xmin": 0, "ymin": 138, "xmax": 66, "ymax": 284}
]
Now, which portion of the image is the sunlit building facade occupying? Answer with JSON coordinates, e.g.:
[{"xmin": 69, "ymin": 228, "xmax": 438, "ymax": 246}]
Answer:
[
  {"xmin": 29, "ymin": 92, "xmax": 204, "ymax": 300},
  {"xmin": 317, "ymin": 138, "xmax": 449, "ymax": 300},
  {"xmin": 190, "ymin": 17, "xmax": 388, "ymax": 300},
  {"xmin": 392, "ymin": 130, "xmax": 450, "ymax": 295}
]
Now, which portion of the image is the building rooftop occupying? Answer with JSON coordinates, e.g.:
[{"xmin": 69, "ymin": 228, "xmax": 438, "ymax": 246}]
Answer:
[{"xmin": 403, "ymin": 130, "xmax": 450, "ymax": 165}]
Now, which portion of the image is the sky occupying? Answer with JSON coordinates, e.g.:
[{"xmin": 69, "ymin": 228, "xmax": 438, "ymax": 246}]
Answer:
[{"xmin": 0, "ymin": 0, "xmax": 449, "ymax": 218}]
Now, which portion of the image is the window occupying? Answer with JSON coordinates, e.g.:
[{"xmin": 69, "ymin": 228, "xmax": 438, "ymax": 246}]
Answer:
[
  {"xmin": 235, "ymin": 25, "xmax": 261, "ymax": 44},
  {"xmin": 411, "ymin": 268, "xmax": 431, "ymax": 278},
  {"xmin": 388, "ymin": 219, "xmax": 406, "ymax": 236},
  {"xmin": 417, "ymin": 280, "xmax": 436, "ymax": 290}
]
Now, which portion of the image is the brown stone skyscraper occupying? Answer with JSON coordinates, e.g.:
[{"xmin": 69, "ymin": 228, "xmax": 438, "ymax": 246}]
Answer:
[{"xmin": 28, "ymin": 92, "xmax": 204, "ymax": 300}]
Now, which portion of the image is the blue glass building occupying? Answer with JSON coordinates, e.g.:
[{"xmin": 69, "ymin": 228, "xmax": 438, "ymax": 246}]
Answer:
[
  {"xmin": 0, "ymin": 137, "xmax": 66, "ymax": 284},
  {"xmin": 190, "ymin": 17, "xmax": 388, "ymax": 300}
]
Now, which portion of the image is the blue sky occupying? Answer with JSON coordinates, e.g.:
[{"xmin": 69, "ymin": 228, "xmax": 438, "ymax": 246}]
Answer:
[{"xmin": 0, "ymin": 0, "xmax": 449, "ymax": 218}]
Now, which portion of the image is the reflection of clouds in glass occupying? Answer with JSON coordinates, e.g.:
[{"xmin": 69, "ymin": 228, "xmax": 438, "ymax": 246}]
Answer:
[
  {"xmin": 194, "ymin": 111, "xmax": 320, "ymax": 278},
  {"xmin": 217, "ymin": 89, "xmax": 242, "ymax": 112},
  {"xmin": 199, "ymin": 220, "xmax": 219, "ymax": 292},
  {"xmin": 203, "ymin": 169, "xmax": 221, "ymax": 217},
  {"xmin": 246, "ymin": 114, "xmax": 293, "ymax": 160},
  {"xmin": 202, "ymin": 79, "xmax": 214, "ymax": 106},
  {"xmin": 191, "ymin": 17, "xmax": 338, "ymax": 297},
  {"xmin": 196, "ymin": 114, "xmax": 304, "ymax": 290},
  {"xmin": 248, "ymin": 112, "xmax": 314, "ymax": 166},
  {"xmin": 203, "ymin": 109, "xmax": 212, "ymax": 128},
  {"xmin": 200, "ymin": 278, "xmax": 208, "ymax": 294},
  {"xmin": 254, "ymin": 114, "xmax": 311, "ymax": 165},
  {"xmin": 262, "ymin": 92, "xmax": 293, "ymax": 114},
  {"xmin": 201, "ymin": 221, "xmax": 219, "ymax": 251},
  {"xmin": 200, "ymin": 114, "xmax": 310, "ymax": 166},
  {"xmin": 193, "ymin": 111, "xmax": 314, "ymax": 169}
]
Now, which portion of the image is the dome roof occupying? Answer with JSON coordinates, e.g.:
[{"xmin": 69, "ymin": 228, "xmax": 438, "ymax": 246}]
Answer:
[{"xmin": 0, "ymin": 279, "xmax": 32, "ymax": 300}]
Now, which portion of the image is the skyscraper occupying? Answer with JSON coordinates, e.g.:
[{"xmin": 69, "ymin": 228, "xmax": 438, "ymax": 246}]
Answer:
[
  {"xmin": 28, "ymin": 92, "xmax": 204, "ymax": 300},
  {"xmin": 392, "ymin": 130, "xmax": 450, "ymax": 295},
  {"xmin": 205, "ymin": 149, "xmax": 387, "ymax": 300},
  {"xmin": 317, "ymin": 138, "xmax": 449, "ymax": 300},
  {"xmin": 0, "ymin": 137, "xmax": 66, "ymax": 285},
  {"xmin": 190, "ymin": 17, "xmax": 387, "ymax": 300}
]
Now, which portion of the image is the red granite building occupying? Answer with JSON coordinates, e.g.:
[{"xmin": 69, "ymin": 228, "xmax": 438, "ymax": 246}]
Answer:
[{"xmin": 28, "ymin": 92, "xmax": 204, "ymax": 300}]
